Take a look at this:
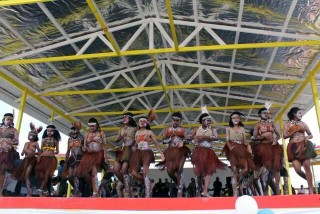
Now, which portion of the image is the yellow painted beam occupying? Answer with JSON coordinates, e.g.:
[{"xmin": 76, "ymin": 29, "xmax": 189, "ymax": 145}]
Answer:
[
  {"xmin": 165, "ymin": 0, "xmax": 179, "ymax": 51},
  {"xmin": 16, "ymin": 89, "xmax": 27, "ymax": 133},
  {"xmin": 86, "ymin": 0, "xmax": 120, "ymax": 54},
  {"xmin": 69, "ymin": 104, "xmax": 284, "ymax": 117},
  {"xmin": 40, "ymin": 79, "xmax": 301, "ymax": 96},
  {"xmin": 40, "ymin": 86, "xmax": 162, "ymax": 96},
  {"xmin": 275, "ymin": 61, "xmax": 320, "ymax": 122},
  {"xmin": 167, "ymin": 79, "xmax": 302, "ymax": 90},
  {"xmin": 0, "ymin": 71, "xmax": 74, "ymax": 124},
  {"xmin": 1, "ymin": 40, "xmax": 320, "ymax": 65},
  {"xmin": 0, "ymin": 0, "xmax": 50, "ymax": 6},
  {"xmin": 151, "ymin": 55, "xmax": 172, "ymax": 112}
]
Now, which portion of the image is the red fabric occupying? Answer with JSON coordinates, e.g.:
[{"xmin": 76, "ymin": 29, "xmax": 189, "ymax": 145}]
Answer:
[
  {"xmin": 254, "ymin": 143, "xmax": 283, "ymax": 171},
  {"xmin": 35, "ymin": 156, "xmax": 57, "ymax": 180},
  {"xmin": 76, "ymin": 150, "xmax": 104, "ymax": 176},
  {"xmin": 157, "ymin": 145, "xmax": 191, "ymax": 170},
  {"xmin": 13, "ymin": 156, "xmax": 37, "ymax": 181},
  {"xmin": 287, "ymin": 140, "xmax": 312, "ymax": 162},
  {"xmin": 0, "ymin": 149, "xmax": 16, "ymax": 172},
  {"xmin": 223, "ymin": 143, "xmax": 256, "ymax": 170},
  {"xmin": 191, "ymin": 147, "xmax": 226, "ymax": 176}
]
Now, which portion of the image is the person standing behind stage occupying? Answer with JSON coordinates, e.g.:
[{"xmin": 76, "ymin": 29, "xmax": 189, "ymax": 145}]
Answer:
[
  {"xmin": 77, "ymin": 118, "xmax": 107, "ymax": 197},
  {"xmin": 156, "ymin": 112, "xmax": 190, "ymax": 197},
  {"xmin": 213, "ymin": 176, "xmax": 222, "ymax": 197},
  {"xmin": 35, "ymin": 124, "xmax": 60, "ymax": 197},
  {"xmin": 283, "ymin": 107, "xmax": 315, "ymax": 195},
  {"xmin": 190, "ymin": 109, "xmax": 226, "ymax": 197},
  {"xmin": 223, "ymin": 111, "xmax": 255, "ymax": 197},
  {"xmin": 0, "ymin": 113, "xmax": 19, "ymax": 197},
  {"xmin": 129, "ymin": 113, "xmax": 165, "ymax": 198},
  {"xmin": 114, "ymin": 112, "xmax": 137, "ymax": 198}
]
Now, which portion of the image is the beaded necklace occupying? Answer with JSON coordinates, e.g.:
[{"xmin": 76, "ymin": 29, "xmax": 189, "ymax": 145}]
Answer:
[
  {"xmin": 260, "ymin": 119, "xmax": 272, "ymax": 125},
  {"xmin": 290, "ymin": 120, "xmax": 302, "ymax": 126}
]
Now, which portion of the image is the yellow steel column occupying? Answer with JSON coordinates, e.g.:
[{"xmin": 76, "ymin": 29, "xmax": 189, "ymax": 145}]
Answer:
[
  {"xmin": 310, "ymin": 75, "xmax": 320, "ymax": 131},
  {"xmin": 280, "ymin": 177, "xmax": 284, "ymax": 195},
  {"xmin": 165, "ymin": 0, "xmax": 179, "ymax": 51},
  {"xmin": 279, "ymin": 119, "xmax": 292, "ymax": 195},
  {"xmin": 151, "ymin": 55, "xmax": 173, "ymax": 112},
  {"xmin": 311, "ymin": 163, "xmax": 317, "ymax": 194},
  {"xmin": 50, "ymin": 111, "xmax": 54, "ymax": 123},
  {"xmin": 309, "ymin": 75, "xmax": 320, "ymax": 193},
  {"xmin": 16, "ymin": 89, "xmax": 28, "ymax": 133}
]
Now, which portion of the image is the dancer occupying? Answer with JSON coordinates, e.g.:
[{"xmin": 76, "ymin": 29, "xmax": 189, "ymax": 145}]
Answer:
[
  {"xmin": 284, "ymin": 107, "xmax": 315, "ymax": 194},
  {"xmin": 35, "ymin": 124, "xmax": 60, "ymax": 196},
  {"xmin": 253, "ymin": 107, "xmax": 282, "ymax": 195},
  {"xmin": 0, "ymin": 113, "xmax": 19, "ymax": 196},
  {"xmin": 76, "ymin": 118, "xmax": 107, "ymax": 197},
  {"xmin": 130, "ymin": 112, "xmax": 165, "ymax": 198},
  {"xmin": 157, "ymin": 112, "xmax": 190, "ymax": 197},
  {"xmin": 65, "ymin": 122, "xmax": 83, "ymax": 196},
  {"xmin": 190, "ymin": 110, "xmax": 226, "ymax": 197},
  {"xmin": 114, "ymin": 112, "xmax": 137, "ymax": 197},
  {"xmin": 224, "ymin": 111, "xmax": 255, "ymax": 197},
  {"xmin": 13, "ymin": 123, "xmax": 41, "ymax": 196}
]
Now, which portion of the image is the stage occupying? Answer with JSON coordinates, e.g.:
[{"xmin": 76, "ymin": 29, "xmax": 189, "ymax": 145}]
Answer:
[{"xmin": 0, "ymin": 195, "xmax": 319, "ymax": 213}]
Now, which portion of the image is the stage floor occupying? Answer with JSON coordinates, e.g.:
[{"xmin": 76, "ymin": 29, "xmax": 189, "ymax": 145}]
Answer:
[{"xmin": 0, "ymin": 195, "xmax": 319, "ymax": 213}]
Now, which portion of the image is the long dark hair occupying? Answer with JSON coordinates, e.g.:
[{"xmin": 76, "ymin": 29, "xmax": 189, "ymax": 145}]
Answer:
[
  {"xmin": 42, "ymin": 125, "xmax": 61, "ymax": 141},
  {"xmin": 287, "ymin": 107, "xmax": 301, "ymax": 121},
  {"xmin": 229, "ymin": 111, "xmax": 245, "ymax": 127},
  {"xmin": 123, "ymin": 112, "xmax": 137, "ymax": 127}
]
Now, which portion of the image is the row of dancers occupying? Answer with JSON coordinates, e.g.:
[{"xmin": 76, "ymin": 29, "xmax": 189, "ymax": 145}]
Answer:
[{"xmin": 0, "ymin": 106, "xmax": 316, "ymax": 197}]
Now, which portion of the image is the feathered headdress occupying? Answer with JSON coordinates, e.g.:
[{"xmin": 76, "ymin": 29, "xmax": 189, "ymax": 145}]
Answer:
[
  {"xmin": 201, "ymin": 106, "xmax": 209, "ymax": 114},
  {"xmin": 147, "ymin": 109, "xmax": 156, "ymax": 123},
  {"xmin": 71, "ymin": 121, "xmax": 82, "ymax": 131},
  {"xmin": 29, "ymin": 122, "xmax": 43, "ymax": 135},
  {"xmin": 264, "ymin": 101, "xmax": 272, "ymax": 112}
]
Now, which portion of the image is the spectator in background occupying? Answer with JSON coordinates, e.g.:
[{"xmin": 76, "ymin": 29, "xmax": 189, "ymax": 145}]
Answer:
[
  {"xmin": 213, "ymin": 177, "xmax": 222, "ymax": 197},
  {"xmin": 163, "ymin": 178, "xmax": 170, "ymax": 197},
  {"xmin": 57, "ymin": 160, "xmax": 67, "ymax": 197},
  {"xmin": 187, "ymin": 178, "xmax": 196, "ymax": 197},
  {"xmin": 298, "ymin": 185, "xmax": 305, "ymax": 194},
  {"xmin": 318, "ymin": 183, "xmax": 320, "ymax": 194},
  {"xmin": 154, "ymin": 178, "xmax": 164, "ymax": 197}
]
